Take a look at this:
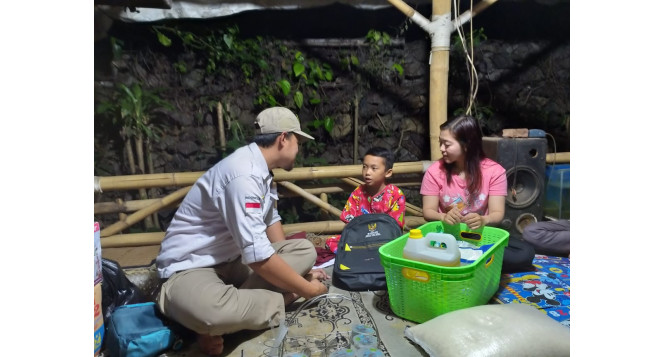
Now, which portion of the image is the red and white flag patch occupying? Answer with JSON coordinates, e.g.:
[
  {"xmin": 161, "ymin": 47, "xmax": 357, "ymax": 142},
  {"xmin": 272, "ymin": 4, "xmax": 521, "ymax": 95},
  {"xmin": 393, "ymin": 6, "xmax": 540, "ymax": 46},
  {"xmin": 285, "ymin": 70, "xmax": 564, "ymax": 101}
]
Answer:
[{"xmin": 245, "ymin": 195, "xmax": 262, "ymax": 213}]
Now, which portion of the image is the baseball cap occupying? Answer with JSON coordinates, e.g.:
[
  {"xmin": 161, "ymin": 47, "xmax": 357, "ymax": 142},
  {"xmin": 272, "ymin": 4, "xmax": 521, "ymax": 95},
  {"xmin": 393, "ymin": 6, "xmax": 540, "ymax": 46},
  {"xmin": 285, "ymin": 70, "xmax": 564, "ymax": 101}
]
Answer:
[{"xmin": 255, "ymin": 107, "xmax": 315, "ymax": 141}]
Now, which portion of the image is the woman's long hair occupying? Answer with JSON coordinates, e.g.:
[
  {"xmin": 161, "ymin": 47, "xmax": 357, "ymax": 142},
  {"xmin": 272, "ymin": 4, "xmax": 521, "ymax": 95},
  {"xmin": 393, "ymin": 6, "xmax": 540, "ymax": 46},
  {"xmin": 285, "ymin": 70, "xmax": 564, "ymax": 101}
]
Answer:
[{"xmin": 440, "ymin": 115, "xmax": 486, "ymax": 206}]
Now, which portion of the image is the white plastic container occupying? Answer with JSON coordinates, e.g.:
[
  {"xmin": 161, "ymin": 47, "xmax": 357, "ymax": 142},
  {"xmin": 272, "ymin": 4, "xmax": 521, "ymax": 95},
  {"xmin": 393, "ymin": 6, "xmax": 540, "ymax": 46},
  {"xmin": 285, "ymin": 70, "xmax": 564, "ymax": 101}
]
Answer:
[{"xmin": 402, "ymin": 229, "xmax": 460, "ymax": 267}]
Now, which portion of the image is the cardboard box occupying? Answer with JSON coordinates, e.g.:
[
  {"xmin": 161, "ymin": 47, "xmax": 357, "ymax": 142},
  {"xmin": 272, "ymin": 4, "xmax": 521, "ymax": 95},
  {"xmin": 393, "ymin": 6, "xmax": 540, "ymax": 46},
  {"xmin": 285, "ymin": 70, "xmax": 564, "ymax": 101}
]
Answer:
[
  {"xmin": 94, "ymin": 222, "xmax": 102, "ymax": 285},
  {"xmin": 94, "ymin": 282, "xmax": 104, "ymax": 356}
]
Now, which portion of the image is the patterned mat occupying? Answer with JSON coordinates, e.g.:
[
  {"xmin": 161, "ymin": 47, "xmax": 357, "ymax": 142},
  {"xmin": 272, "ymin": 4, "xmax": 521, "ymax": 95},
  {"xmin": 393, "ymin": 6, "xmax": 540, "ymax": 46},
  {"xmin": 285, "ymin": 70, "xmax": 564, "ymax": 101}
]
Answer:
[
  {"xmin": 491, "ymin": 255, "xmax": 571, "ymax": 327},
  {"xmin": 115, "ymin": 265, "xmax": 425, "ymax": 357}
]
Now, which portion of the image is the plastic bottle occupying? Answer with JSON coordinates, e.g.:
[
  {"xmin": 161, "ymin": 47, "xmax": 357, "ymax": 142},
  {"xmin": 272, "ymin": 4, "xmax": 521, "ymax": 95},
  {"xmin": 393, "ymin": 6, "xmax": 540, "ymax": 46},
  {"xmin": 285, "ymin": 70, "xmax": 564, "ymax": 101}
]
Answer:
[{"xmin": 402, "ymin": 229, "xmax": 460, "ymax": 267}]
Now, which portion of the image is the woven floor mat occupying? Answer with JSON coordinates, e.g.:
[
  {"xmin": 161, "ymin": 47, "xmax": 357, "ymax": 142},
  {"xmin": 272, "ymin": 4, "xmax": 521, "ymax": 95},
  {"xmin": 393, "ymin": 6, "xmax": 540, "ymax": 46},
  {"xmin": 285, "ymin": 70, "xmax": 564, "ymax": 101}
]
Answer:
[{"xmin": 145, "ymin": 266, "xmax": 426, "ymax": 357}]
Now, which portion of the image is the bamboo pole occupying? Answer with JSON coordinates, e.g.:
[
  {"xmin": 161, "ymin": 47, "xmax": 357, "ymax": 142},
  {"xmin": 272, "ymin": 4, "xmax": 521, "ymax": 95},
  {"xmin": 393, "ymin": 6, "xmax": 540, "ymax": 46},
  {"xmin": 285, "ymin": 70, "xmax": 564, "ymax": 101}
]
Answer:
[
  {"xmin": 100, "ymin": 186, "xmax": 192, "ymax": 237},
  {"xmin": 116, "ymin": 198, "xmax": 127, "ymax": 221},
  {"xmin": 95, "ymin": 172, "xmax": 203, "ymax": 192},
  {"xmin": 273, "ymin": 161, "xmax": 427, "ymax": 181},
  {"xmin": 387, "ymin": 0, "xmax": 498, "ymax": 161},
  {"xmin": 101, "ymin": 216, "xmax": 429, "ymax": 248},
  {"xmin": 134, "ymin": 135, "xmax": 155, "ymax": 228},
  {"xmin": 102, "ymin": 232, "xmax": 165, "ymax": 248},
  {"xmin": 95, "ymin": 180, "xmax": 425, "ymax": 214},
  {"xmin": 279, "ymin": 181, "xmax": 343, "ymax": 218},
  {"xmin": 320, "ymin": 193, "xmax": 330, "ymax": 220},
  {"xmin": 429, "ymin": 0, "xmax": 451, "ymax": 161},
  {"xmin": 386, "ymin": 0, "xmax": 450, "ymax": 161},
  {"xmin": 455, "ymin": 0, "xmax": 498, "ymax": 27},
  {"xmin": 546, "ymin": 152, "xmax": 570, "ymax": 164},
  {"xmin": 353, "ymin": 95, "xmax": 359, "ymax": 164},
  {"xmin": 95, "ymin": 161, "xmax": 429, "ymax": 192},
  {"xmin": 146, "ymin": 139, "xmax": 160, "ymax": 226},
  {"xmin": 217, "ymin": 101, "xmax": 226, "ymax": 152}
]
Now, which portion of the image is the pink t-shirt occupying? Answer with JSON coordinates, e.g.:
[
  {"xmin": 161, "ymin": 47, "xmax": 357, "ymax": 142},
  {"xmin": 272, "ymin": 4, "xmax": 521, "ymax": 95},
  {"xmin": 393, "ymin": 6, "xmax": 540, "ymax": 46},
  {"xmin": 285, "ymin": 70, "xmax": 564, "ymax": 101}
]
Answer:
[{"xmin": 420, "ymin": 158, "xmax": 507, "ymax": 215}]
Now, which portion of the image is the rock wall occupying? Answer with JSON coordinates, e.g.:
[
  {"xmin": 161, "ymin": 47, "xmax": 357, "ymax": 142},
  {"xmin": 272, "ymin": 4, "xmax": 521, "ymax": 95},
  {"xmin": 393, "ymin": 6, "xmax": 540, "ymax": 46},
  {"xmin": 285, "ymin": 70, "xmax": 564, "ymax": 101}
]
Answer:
[{"xmin": 94, "ymin": 13, "xmax": 569, "ymax": 226}]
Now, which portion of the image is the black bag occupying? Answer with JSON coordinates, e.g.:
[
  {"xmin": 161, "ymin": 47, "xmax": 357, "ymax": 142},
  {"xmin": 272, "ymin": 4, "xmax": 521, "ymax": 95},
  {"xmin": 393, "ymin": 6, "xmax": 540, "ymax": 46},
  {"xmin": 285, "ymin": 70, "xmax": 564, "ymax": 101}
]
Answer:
[
  {"xmin": 101, "ymin": 258, "xmax": 146, "ymax": 323},
  {"xmin": 332, "ymin": 213, "xmax": 403, "ymax": 291}
]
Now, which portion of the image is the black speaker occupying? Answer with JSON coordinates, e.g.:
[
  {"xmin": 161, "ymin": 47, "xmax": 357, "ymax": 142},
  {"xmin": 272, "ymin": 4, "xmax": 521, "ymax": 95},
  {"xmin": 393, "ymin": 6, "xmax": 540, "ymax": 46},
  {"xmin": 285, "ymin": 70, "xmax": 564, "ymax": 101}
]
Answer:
[{"xmin": 482, "ymin": 137, "xmax": 547, "ymax": 239}]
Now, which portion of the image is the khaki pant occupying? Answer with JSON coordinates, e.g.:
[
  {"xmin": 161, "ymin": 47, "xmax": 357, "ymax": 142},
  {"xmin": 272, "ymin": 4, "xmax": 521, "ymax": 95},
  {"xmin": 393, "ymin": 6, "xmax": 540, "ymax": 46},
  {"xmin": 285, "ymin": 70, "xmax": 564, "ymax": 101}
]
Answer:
[{"xmin": 157, "ymin": 239, "xmax": 316, "ymax": 335}]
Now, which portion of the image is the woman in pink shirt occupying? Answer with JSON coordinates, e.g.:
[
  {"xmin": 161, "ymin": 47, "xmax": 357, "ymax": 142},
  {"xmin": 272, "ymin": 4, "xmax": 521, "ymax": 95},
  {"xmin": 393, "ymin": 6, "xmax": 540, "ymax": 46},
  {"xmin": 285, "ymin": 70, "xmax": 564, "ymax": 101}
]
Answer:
[
  {"xmin": 420, "ymin": 115, "xmax": 535, "ymax": 272},
  {"xmin": 420, "ymin": 115, "xmax": 507, "ymax": 230}
]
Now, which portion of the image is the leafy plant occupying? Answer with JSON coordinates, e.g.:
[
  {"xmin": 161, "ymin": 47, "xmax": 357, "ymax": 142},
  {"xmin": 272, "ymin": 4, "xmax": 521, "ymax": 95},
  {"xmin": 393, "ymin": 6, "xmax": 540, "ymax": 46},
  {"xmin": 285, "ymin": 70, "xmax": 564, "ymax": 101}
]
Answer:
[
  {"xmin": 452, "ymin": 27, "xmax": 488, "ymax": 52},
  {"xmin": 96, "ymin": 82, "xmax": 173, "ymax": 229},
  {"xmin": 152, "ymin": 24, "xmax": 269, "ymax": 81},
  {"xmin": 309, "ymin": 116, "xmax": 335, "ymax": 133},
  {"xmin": 268, "ymin": 51, "xmax": 334, "ymax": 110}
]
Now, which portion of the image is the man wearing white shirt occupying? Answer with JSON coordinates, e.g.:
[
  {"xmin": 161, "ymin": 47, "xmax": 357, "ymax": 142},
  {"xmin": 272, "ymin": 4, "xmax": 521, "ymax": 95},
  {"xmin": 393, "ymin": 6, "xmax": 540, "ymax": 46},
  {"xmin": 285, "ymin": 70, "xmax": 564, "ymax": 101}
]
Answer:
[{"xmin": 156, "ymin": 107, "xmax": 329, "ymax": 355}]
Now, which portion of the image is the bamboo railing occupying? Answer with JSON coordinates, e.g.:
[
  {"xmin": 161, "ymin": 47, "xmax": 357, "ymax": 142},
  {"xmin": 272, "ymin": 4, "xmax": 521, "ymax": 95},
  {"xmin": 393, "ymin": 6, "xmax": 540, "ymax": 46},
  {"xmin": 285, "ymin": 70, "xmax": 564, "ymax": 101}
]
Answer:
[
  {"xmin": 95, "ymin": 161, "xmax": 432, "ymax": 248},
  {"xmin": 95, "ymin": 152, "xmax": 569, "ymax": 248}
]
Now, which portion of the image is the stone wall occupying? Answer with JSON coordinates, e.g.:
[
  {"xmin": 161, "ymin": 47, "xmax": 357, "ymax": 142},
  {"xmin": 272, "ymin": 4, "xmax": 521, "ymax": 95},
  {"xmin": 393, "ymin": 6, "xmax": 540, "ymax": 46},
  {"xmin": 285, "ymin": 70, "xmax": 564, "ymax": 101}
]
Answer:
[{"xmin": 94, "ymin": 11, "xmax": 569, "ymax": 226}]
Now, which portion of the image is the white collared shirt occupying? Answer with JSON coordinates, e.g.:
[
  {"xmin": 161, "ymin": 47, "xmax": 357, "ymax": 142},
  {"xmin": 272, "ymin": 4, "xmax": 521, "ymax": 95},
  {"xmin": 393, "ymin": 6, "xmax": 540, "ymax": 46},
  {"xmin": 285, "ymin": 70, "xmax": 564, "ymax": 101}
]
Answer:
[{"xmin": 156, "ymin": 143, "xmax": 281, "ymax": 279}]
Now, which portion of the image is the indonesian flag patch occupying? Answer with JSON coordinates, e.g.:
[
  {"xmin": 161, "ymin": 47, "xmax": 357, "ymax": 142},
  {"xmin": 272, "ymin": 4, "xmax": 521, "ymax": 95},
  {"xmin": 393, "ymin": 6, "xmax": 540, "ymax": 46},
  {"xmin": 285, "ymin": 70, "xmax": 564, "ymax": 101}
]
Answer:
[{"xmin": 245, "ymin": 195, "xmax": 262, "ymax": 214}]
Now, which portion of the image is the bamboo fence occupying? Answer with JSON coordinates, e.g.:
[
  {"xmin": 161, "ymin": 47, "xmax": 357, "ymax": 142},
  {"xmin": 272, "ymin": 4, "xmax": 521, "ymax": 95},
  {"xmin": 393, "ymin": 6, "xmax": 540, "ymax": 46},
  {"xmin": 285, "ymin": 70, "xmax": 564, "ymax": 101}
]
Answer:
[{"xmin": 95, "ymin": 152, "xmax": 569, "ymax": 248}]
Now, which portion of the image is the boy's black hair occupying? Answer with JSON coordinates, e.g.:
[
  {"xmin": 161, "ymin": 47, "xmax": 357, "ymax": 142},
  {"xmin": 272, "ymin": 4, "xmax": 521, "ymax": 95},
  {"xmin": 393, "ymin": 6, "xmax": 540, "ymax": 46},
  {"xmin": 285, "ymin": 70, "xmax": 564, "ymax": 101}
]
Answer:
[{"xmin": 364, "ymin": 146, "xmax": 395, "ymax": 170}]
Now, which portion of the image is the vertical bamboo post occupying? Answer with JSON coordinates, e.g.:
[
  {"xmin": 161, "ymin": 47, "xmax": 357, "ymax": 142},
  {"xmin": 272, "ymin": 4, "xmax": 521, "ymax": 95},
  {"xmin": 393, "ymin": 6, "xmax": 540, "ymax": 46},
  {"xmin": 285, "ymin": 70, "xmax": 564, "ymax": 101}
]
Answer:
[
  {"xmin": 353, "ymin": 95, "xmax": 359, "ymax": 164},
  {"xmin": 320, "ymin": 193, "xmax": 330, "ymax": 220},
  {"xmin": 429, "ymin": 0, "xmax": 451, "ymax": 161},
  {"xmin": 217, "ymin": 101, "xmax": 227, "ymax": 152},
  {"xmin": 116, "ymin": 198, "xmax": 127, "ymax": 221},
  {"xmin": 386, "ymin": 0, "xmax": 451, "ymax": 161}
]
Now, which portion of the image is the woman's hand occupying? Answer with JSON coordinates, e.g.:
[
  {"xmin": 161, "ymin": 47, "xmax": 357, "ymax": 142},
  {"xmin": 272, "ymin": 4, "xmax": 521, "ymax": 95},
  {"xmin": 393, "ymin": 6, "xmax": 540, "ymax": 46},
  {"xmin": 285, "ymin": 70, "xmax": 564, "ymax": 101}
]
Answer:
[
  {"xmin": 443, "ymin": 206, "xmax": 463, "ymax": 225},
  {"xmin": 462, "ymin": 212, "xmax": 484, "ymax": 230}
]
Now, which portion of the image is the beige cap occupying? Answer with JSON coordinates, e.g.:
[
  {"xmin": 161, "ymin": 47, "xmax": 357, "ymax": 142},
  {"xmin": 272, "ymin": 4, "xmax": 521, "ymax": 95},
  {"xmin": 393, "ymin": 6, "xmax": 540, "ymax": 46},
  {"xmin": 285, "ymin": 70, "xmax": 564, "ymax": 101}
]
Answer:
[{"xmin": 255, "ymin": 107, "xmax": 315, "ymax": 141}]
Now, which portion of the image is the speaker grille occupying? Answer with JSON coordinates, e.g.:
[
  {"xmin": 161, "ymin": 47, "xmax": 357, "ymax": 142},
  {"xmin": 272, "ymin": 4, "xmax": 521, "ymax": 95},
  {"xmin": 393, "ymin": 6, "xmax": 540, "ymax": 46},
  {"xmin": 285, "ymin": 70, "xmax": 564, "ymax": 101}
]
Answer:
[{"xmin": 505, "ymin": 165, "xmax": 543, "ymax": 209}]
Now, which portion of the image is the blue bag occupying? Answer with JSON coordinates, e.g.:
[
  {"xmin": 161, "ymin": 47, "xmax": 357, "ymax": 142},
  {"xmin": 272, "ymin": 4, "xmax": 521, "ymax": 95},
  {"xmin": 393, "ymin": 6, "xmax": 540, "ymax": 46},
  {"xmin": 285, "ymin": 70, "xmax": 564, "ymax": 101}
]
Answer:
[{"xmin": 106, "ymin": 302, "xmax": 180, "ymax": 357}]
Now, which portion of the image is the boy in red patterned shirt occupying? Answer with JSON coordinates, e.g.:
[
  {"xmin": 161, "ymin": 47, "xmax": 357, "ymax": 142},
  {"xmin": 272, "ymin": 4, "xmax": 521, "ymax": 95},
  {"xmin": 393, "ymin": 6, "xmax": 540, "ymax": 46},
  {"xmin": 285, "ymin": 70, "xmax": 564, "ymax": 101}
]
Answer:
[{"xmin": 326, "ymin": 147, "xmax": 406, "ymax": 253}]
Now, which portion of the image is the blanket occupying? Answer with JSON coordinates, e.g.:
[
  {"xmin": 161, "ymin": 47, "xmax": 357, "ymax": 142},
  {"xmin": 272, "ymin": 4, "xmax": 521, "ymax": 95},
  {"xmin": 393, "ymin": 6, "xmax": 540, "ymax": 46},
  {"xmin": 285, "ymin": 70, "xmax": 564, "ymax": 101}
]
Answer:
[{"xmin": 491, "ymin": 254, "xmax": 571, "ymax": 327}]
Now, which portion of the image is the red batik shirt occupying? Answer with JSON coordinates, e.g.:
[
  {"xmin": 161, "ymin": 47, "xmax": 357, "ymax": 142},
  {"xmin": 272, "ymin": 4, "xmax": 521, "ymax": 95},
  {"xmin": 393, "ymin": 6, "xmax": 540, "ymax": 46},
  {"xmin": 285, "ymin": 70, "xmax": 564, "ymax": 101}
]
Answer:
[{"xmin": 340, "ymin": 183, "xmax": 406, "ymax": 228}]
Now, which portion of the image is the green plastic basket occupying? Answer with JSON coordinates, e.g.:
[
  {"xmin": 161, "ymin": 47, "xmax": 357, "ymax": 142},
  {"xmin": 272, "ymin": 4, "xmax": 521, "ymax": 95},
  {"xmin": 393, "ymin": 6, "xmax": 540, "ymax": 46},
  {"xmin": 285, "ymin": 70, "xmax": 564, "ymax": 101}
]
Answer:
[{"xmin": 378, "ymin": 221, "xmax": 509, "ymax": 323}]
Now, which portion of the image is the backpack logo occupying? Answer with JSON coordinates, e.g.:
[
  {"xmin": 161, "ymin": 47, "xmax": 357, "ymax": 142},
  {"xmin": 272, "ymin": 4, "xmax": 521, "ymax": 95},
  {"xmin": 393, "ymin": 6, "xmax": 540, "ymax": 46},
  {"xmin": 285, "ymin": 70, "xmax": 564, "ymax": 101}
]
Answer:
[{"xmin": 365, "ymin": 222, "xmax": 382, "ymax": 238}]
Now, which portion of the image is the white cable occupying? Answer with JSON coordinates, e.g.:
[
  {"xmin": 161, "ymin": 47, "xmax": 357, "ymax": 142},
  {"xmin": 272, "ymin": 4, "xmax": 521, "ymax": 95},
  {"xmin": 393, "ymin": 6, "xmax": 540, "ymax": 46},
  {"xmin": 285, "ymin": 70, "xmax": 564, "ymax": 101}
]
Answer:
[{"xmin": 453, "ymin": 0, "xmax": 479, "ymax": 116}]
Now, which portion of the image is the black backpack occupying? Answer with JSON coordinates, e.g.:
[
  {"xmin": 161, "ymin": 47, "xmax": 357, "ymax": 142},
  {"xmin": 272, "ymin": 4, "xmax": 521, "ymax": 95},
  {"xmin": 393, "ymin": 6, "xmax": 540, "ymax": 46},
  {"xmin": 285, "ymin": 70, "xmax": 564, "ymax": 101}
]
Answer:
[{"xmin": 332, "ymin": 213, "xmax": 403, "ymax": 291}]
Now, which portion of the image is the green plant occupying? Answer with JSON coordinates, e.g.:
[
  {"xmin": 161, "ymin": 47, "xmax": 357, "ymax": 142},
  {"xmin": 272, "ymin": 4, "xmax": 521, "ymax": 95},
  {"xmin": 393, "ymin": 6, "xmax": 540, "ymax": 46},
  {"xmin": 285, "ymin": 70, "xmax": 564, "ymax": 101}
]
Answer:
[
  {"xmin": 96, "ymin": 82, "xmax": 173, "ymax": 229},
  {"xmin": 308, "ymin": 116, "xmax": 334, "ymax": 134},
  {"xmin": 452, "ymin": 27, "xmax": 487, "ymax": 52},
  {"xmin": 264, "ymin": 51, "xmax": 334, "ymax": 110},
  {"xmin": 153, "ymin": 24, "xmax": 269, "ymax": 81},
  {"xmin": 97, "ymin": 83, "xmax": 171, "ymax": 140},
  {"xmin": 152, "ymin": 24, "xmax": 339, "ymax": 143},
  {"xmin": 365, "ymin": 29, "xmax": 391, "ymax": 50}
]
